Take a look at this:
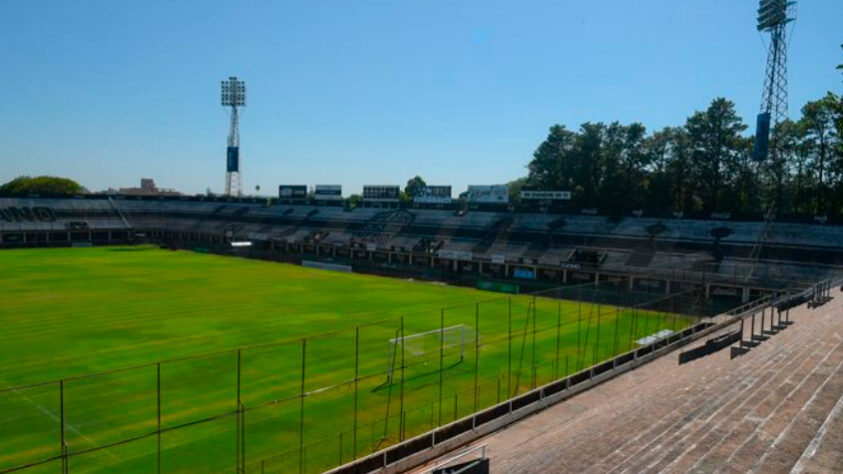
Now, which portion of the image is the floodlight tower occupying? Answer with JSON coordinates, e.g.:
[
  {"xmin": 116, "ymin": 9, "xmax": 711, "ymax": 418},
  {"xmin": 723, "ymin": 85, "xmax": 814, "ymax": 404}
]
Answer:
[
  {"xmin": 753, "ymin": 0, "xmax": 795, "ymax": 161},
  {"xmin": 221, "ymin": 76, "xmax": 246, "ymax": 196}
]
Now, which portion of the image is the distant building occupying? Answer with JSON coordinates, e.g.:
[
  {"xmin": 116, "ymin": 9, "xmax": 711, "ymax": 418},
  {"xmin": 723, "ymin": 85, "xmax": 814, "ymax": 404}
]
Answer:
[{"xmin": 115, "ymin": 178, "xmax": 181, "ymax": 196}]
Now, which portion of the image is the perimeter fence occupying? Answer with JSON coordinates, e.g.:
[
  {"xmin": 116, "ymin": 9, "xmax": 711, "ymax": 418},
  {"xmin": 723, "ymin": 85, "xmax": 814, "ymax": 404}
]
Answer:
[{"xmin": 1, "ymin": 278, "xmax": 713, "ymax": 474}]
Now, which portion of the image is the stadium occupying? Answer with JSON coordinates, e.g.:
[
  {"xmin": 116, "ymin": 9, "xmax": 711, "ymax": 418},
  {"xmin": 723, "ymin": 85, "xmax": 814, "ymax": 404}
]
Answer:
[
  {"xmin": 1, "ymin": 191, "xmax": 841, "ymax": 473},
  {"xmin": 2, "ymin": 1, "xmax": 842, "ymax": 473}
]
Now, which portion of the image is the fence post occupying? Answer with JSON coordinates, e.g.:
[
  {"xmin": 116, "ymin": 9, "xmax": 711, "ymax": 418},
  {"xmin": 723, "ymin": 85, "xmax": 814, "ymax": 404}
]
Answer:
[
  {"xmin": 564, "ymin": 355, "xmax": 569, "ymax": 383},
  {"xmin": 236, "ymin": 349, "xmax": 242, "ymax": 473},
  {"xmin": 629, "ymin": 306, "xmax": 637, "ymax": 352},
  {"xmin": 157, "ymin": 363, "xmax": 162, "ymax": 474},
  {"xmin": 555, "ymin": 299, "xmax": 561, "ymax": 380},
  {"xmin": 577, "ymin": 289, "xmax": 584, "ymax": 370},
  {"xmin": 299, "ymin": 338, "xmax": 306, "ymax": 474},
  {"xmin": 438, "ymin": 309, "xmax": 445, "ymax": 427},
  {"xmin": 60, "ymin": 379, "xmax": 68, "ymax": 474},
  {"xmin": 593, "ymin": 304, "xmax": 602, "ymax": 366},
  {"xmin": 531, "ymin": 296, "xmax": 537, "ymax": 389},
  {"xmin": 496, "ymin": 376, "xmax": 501, "ymax": 404},
  {"xmin": 353, "ymin": 326, "xmax": 359, "ymax": 460},
  {"xmin": 473, "ymin": 303, "xmax": 480, "ymax": 416},
  {"xmin": 399, "ymin": 317, "xmax": 405, "ymax": 442},
  {"xmin": 507, "ymin": 297, "xmax": 512, "ymax": 400}
]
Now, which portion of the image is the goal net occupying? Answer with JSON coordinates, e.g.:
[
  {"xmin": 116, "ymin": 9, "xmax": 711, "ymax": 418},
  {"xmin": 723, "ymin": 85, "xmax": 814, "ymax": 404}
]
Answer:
[{"xmin": 384, "ymin": 324, "xmax": 474, "ymax": 384}]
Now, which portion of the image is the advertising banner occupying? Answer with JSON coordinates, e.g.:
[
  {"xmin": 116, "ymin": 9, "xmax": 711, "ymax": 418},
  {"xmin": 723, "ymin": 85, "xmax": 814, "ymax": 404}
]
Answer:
[
  {"xmin": 513, "ymin": 268, "xmax": 536, "ymax": 279},
  {"xmin": 477, "ymin": 280, "xmax": 520, "ymax": 294},
  {"xmin": 436, "ymin": 249, "xmax": 473, "ymax": 261},
  {"xmin": 363, "ymin": 185, "xmax": 400, "ymax": 201},
  {"xmin": 302, "ymin": 260, "xmax": 352, "ymax": 273},
  {"xmin": 520, "ymin": 187, "xmax": 571, "ymax": 201},
  {"xmin": 414, "ymin": 185, "xmax": 452, "ymax": 204},
  {"xmin": 278, "ymin": 185, "xmax": 307, "ymax": 199},
  {"xmin": 466, "ymin": 185, "xmax": 509, "ymax": 204},
  {"xmin": 314, "ymin": 185, "xmax": 343, "ymax": 200},
  {"xmin": 226, "ymin": 147, "xmax": 239, "ymax": 172}
]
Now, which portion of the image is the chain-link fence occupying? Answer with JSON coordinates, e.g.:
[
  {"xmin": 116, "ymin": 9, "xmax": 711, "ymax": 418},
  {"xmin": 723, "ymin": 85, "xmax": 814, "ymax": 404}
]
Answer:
[{"xmin": 0, "ymin": 280, "xmax": 711, "ymax": 474}]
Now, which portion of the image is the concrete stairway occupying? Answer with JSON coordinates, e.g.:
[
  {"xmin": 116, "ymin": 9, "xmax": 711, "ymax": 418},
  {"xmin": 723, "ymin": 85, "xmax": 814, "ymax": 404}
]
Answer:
[{"xmin": 416, "ymin": 288, "xmax": 843, "ymax": 474}]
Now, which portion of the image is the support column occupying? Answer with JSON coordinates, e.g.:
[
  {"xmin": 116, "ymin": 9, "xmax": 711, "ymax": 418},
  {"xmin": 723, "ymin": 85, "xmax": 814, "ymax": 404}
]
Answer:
[
  {"xmin": 741, "ymin": 287, "xmax": 750, "ymax": 304},
  {"xmin": 594, "ymin": 272, "xmax": 600, "ymax": 287},
  {"xmin": 629, "ymin": 276, "xmax": 634, "ymax": 290},
  {"xmin": 562, "ymin": 269, "xmax": 568, "ymax": 284},
  {"xmin": 665, "ymin": 280, "xmax": 671, "ymax": 295}
]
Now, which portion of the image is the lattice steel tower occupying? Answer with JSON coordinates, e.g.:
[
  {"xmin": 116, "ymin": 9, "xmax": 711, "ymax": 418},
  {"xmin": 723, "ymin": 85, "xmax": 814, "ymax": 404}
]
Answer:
[
  {"xmin": 221, "ymin": 76, "xmax": 246, "ymax": 196},
  {"xmin": 753, "ymin": 0, "xmax": 796, "ymax": 161}
]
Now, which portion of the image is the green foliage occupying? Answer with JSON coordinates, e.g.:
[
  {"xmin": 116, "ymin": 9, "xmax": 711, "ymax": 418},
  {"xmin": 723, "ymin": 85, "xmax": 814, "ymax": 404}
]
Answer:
[
  {"xmin": 0, "ymin": 175, "xmax": 83, "ymax": 196},
  {"xmin": 346, "ymin": 193, "xmax": 363, "ymax": 209},
  {"xmin": 524, "ymin": 94, "xmax": 843, "ymax": 215},
  {"xmin": 403, "ymin": 175, "xmax": 427, "ymax": 197}
]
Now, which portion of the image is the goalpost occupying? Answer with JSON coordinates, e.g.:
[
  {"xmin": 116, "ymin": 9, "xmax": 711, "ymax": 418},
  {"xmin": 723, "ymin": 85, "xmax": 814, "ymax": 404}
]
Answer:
[{"xmin": 384, "ymin": 324, "xmax": 474, "ymax": 385}]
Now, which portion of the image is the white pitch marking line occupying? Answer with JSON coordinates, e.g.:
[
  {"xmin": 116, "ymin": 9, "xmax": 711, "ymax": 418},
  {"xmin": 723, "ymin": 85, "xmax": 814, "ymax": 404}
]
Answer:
[{"xmin": 1, "ymin": 380, "xmax": 121, "ymax": 462}]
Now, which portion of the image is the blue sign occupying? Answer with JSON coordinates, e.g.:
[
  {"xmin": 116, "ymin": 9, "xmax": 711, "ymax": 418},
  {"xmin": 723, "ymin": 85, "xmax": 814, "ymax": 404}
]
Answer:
[
  {"xmin": 227, "ymin": 146, "xmax": 239, "ymax": 172},
  {"xmin": 753, "ymin": 113, "xmax": 770, "ymax": 161},
  {"xmin": 513, "ymin": 269, "xmax": 535, "ymax": 280}
]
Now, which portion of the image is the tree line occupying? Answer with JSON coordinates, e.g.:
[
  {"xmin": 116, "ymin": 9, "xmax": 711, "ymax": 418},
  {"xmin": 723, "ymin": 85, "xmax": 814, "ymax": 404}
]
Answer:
[{"xmin": 523, "ymin": 93, "xmax": 842, "ymax": 216}]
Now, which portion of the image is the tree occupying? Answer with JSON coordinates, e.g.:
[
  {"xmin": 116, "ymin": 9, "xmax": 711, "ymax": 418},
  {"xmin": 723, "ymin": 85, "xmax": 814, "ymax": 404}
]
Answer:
[
  {"xmin": 685, "ymin": 98, "xmax": 747, "ymax": 213},
  {"xmin": 0, "ymin": 176, "xmax": 84, "ymax": 196},
  {"xmin": 346, "ymin": 194, "xmax": 363, "ymax": 209},
  {"xmin": 507, "ymin": 177, "xmax": 529, "ymax": 203},
  {"xmin": 800, "ymin": 93, "xmax": 839, "ymax": 212},
  {"xmin": 520, "ymin": 92, "xmax": 842, "ymax": 217},
  {"xmin": 404, "ymin": 176, "xmax": 427, "ymax": 198},
  {"xmin": 527, "ymin": 125, "xmax": 578, "ymax": 190}
]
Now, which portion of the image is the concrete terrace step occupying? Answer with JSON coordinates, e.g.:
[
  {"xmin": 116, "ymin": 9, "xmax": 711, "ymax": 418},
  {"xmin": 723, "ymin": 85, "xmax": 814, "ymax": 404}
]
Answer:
[
  {"xmin": 406, "ymin": 287, "xmax": 843, "ymax": 474},
  {"xmin": 597, "ymin": 307, "xmax": 828, "ymax": 473},
  {"xmin": 615, "ymin": 329, "xmax": 831, "ymax": 473}
]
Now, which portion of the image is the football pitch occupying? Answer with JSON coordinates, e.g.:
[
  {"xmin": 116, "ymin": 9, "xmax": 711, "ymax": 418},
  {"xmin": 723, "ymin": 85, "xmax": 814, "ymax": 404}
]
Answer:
[{"xmin": 0, "ymin": 246, "xmax": 696, "ymax": 473}]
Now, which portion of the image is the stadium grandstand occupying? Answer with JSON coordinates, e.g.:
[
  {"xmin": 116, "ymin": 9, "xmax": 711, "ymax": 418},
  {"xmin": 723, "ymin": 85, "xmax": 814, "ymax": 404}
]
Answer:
[{"xmin": 3, "ymin": 194, "xmax": 840, "ymax": 306}]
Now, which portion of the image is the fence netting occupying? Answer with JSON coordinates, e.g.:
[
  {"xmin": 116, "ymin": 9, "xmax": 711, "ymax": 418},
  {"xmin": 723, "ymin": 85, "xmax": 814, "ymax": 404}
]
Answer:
[{"xmin": 0, "ymin": 280, "xmax": 711, "ymax": 474}]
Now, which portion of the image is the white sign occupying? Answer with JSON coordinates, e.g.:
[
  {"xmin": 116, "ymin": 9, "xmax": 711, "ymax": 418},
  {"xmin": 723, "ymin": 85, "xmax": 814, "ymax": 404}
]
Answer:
[
  {"xmin": 414, "ymin": 185, "xmax": 452, "ymax": 204},
  {"xmin": 363, "ymin": 185, "xmax": 400, "ymax": 201},
  {"xmin": 436, "ymin": 249, "xmax": 473, "ymax": 261},
  {"xmin": 491, "ymin": 254, "xmax": 506, "ymax": 264},
  {"xmin": 365, "ymin": 243, "xmax": 376, "ymax": 251},
  {"xmin": 519, "ymin": 190, "xmax": 571, "ymax": 200},
  {"xmin": 314, "ymin": 185, "xmax": 343, "ymax": 200},
  {"xmin": 466, "ymin": 185, "xmax": 509, "ymax": 204}
]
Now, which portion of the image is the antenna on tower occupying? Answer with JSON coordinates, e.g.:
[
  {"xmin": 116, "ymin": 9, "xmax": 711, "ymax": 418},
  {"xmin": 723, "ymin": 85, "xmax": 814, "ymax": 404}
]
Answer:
[
  {"xmin": 752, "ymin": 0, "xmax": 795, "ymax": 162},
  {"xmin": 221, "ymin": 76, "xmax": 246, "ymax": 196}
]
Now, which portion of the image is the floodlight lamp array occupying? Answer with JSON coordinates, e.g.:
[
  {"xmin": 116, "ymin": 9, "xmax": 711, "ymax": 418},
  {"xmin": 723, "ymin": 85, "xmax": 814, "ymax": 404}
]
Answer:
[
  {"xmin": 221, "ymin": 77, "xmax": 246, "ymax": 107},
  {"xmin": 757, "ymin": 0, "xmax": 794, "ymax": 31}
]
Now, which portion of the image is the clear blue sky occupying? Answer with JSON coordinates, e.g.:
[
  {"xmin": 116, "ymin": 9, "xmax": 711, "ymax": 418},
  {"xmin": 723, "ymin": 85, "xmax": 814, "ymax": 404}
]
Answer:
[{"xmin": 0, "ymin": 1, "xmax": 840, "ymax": 196}]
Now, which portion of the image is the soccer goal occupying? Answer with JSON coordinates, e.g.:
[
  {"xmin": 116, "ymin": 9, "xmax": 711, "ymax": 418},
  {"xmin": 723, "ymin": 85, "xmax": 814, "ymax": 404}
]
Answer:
[{"xmin": 384, "ymin": 324, "xmax": 474, "ymax": 385}]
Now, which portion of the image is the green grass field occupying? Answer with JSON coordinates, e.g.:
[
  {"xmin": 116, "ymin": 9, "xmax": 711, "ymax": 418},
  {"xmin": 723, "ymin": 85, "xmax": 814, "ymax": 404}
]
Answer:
[{"xmin": 0, "ymin": 246, "xmax": 696, "ymax": 473}]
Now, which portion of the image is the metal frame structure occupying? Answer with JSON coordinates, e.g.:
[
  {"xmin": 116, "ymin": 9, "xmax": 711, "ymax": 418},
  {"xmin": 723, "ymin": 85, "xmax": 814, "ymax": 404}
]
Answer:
[
  {"xmin": 753, "ymin": 0, "xmax": 796, "ymax": 162},
  {"xmin": 221, "ymin": 76, "xmax": 246, "ymax": 197}
]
